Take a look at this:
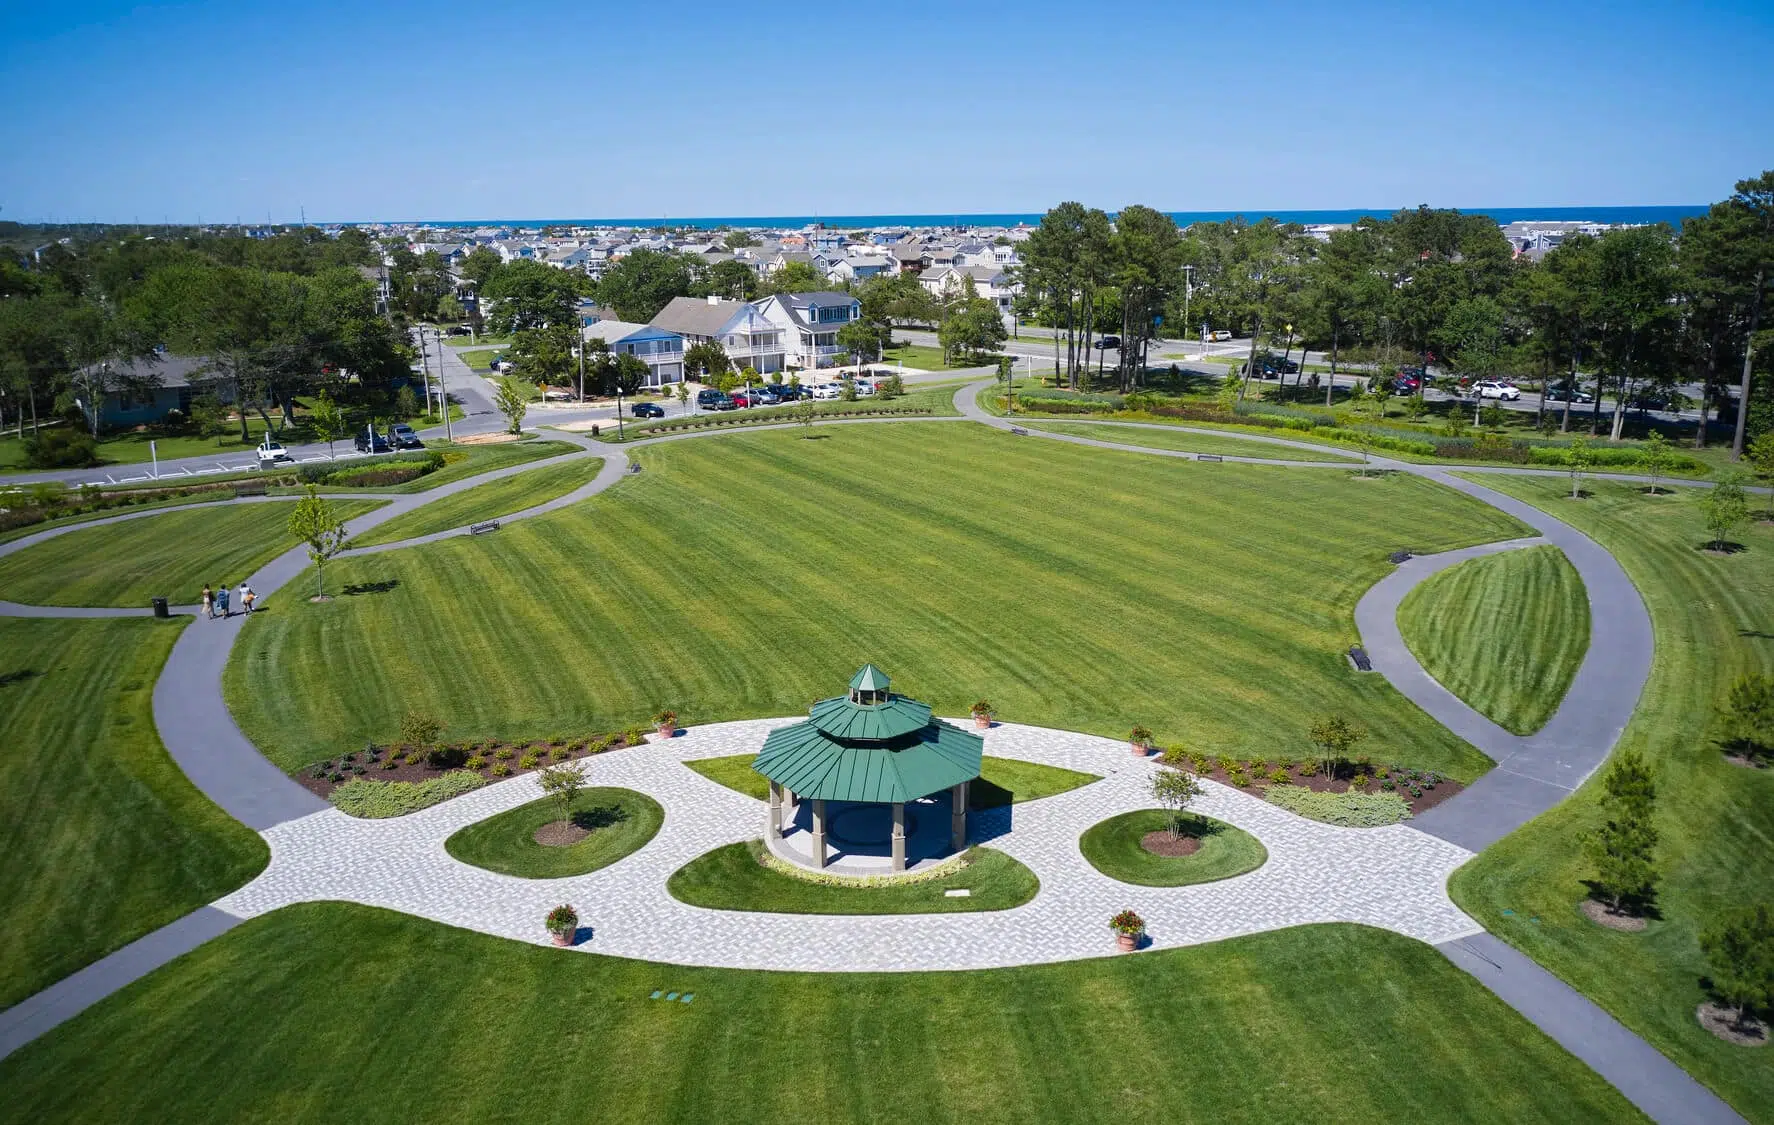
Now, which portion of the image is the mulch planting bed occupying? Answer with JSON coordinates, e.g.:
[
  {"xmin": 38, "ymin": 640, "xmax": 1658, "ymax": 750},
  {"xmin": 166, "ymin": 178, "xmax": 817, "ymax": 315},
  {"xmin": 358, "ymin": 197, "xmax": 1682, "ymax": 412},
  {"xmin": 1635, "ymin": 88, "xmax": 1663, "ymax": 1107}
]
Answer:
[
  {"xmin": 1165, "ymin": 758, "xmax": 1465, "ymax": 817},
  {"xmin": 296, "ymin": 730, "xmax": 652, "ymax": 799},
  {"xmin": 1698, "ymin": 1002, "xmax": 1770, "ymax": 1047},
  {"xmin": 1140, "ymin": 831, "xmax": 1202, "ymax": 857},
  {"xmin": 533, "ymin": 820, "xmax": 593, "ymax": 847},
  {"xmin": 1580, "ymin": 899, "xmax": 1649, "ymax": 932}
]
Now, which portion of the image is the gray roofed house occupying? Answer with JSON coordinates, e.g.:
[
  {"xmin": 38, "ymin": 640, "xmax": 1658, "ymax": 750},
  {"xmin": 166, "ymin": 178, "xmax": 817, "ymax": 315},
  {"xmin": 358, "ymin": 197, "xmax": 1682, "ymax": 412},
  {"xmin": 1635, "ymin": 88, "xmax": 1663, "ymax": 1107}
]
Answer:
[{"xmin": 649, "ymin": 296, "xmax": 787, "ymax": 374}]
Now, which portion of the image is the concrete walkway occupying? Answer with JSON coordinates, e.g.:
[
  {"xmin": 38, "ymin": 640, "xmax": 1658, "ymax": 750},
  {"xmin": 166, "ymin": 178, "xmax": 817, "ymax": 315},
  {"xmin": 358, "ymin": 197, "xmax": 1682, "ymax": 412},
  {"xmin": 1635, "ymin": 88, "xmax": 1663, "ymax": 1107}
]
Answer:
[{"xmin": 0, "ymin": 389, "xmax": 1744, "ymax": 1124}]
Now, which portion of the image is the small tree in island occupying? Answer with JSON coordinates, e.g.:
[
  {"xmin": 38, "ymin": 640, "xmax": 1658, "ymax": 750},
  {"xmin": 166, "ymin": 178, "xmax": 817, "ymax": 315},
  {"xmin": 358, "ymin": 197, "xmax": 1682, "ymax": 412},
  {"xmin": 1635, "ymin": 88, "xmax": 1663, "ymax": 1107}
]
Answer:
[
  {"xmin": 537, "ymin": 760, "xmax": 587, "ymax": 823},
  {"xmin": 1150, "ymin": 767, "xmax": 1203, "ymax": 839},
  {"xmin": 286, "ymin": 485, "xmax": 349, "ymax": 601},
  {"xmin": 1640, "ymin": 431, "xmax": 1672, "ymax": 495},
  {"xmin": 309, "ymin": 391, "xmax": 347, "ymax": 460},
  {"xmin": 1582, "ymin": 749, "xmax": 1659, "ymax": 919}
]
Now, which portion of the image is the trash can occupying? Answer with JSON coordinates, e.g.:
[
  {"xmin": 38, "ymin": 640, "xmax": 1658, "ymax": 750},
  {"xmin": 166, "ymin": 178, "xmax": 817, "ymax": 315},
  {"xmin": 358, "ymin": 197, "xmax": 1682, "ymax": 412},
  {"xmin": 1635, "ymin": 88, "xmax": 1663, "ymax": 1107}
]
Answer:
[
  {"xmin": 591, "ymin": 423, "xmax": 600, "ymax": 437},
  {"xmin": 151, "ymin": 597, "xmax": 170, "ymax": 618}
]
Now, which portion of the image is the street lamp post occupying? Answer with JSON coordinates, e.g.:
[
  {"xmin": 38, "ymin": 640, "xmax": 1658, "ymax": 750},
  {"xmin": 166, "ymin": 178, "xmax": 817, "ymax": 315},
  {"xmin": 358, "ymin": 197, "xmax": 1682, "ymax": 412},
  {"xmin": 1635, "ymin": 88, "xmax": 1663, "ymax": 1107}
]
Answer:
[
  {"xmin": 432, "ymin": 328, "xmax": 453, "ymax": 443},
  {"xmin": 1181, "ymin": 265, "xmax": 1194, "ymax": 354}
]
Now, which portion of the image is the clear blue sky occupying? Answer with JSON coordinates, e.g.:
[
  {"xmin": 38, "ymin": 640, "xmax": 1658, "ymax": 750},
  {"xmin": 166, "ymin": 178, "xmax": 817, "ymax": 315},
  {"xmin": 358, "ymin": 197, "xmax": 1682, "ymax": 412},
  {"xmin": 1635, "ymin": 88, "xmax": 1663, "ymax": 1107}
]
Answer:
[{"xmin": 2, "ymin": 0, "xmax": 1769, "ymax": 223}]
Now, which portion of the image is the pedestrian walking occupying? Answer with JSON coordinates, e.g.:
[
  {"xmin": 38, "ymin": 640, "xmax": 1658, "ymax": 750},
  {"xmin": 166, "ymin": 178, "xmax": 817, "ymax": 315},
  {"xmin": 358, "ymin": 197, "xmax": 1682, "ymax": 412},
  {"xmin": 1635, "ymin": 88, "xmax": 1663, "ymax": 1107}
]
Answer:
[
  {"xmin": 240, "ymin": 581, "xmax": 255, "ymax": 614},
  {"xmin": 201, "ymin": 584, "xmax": 214, "ymax": 619},
  {"xmin": 216, "ymin": 583, "xmax": 230, "ymax": 618}
]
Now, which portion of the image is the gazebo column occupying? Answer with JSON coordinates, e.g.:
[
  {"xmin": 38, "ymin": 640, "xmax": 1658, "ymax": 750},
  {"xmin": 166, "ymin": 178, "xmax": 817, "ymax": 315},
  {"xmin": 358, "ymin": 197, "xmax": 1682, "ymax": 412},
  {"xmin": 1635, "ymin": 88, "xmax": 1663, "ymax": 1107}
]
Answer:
[
  {"xmin": 891, "ymin": 802, "xmax": 907, "ymax": 872},
  {"xmin": 811, "ymin": 799, "xmax": 828, "ymax": 868},
  {"xmin": 766, "ymin": 780, "xmax": 783, "ymax": 841},
  {"xmin": 950, "ymin": 781, "xmax": 969, "ymax": 851}
]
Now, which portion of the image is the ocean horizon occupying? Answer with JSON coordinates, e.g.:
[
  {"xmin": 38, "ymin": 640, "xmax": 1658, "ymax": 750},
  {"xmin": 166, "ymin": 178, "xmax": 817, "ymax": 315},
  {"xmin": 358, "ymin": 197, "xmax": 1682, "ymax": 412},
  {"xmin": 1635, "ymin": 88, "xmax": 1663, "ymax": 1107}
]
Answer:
[{"xmin": 366, "ymin": 205, "xmax": 1707, "ymax": 230}]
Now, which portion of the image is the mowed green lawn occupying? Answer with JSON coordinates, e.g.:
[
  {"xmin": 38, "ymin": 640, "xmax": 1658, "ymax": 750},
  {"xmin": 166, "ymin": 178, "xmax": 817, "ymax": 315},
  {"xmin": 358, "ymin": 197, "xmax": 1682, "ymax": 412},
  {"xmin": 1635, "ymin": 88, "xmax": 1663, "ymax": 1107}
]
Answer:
[
  {"xmin": 0, "ymin": 904, "xmax": 1643, "ymax": 1124},
  {"xmin": 0, "ymin": 500, "xmax": 384, "ymax": 607},
  {"xmin": 0, "ymin": 618, "xmax": 266, "ymax": 1009},
  {"xmin": 351, "ymin": 456, "xmax": 604, "ymax": 547},
  {"xmin": 303, "ymin": 439, "xmax": 578, "ymax": 495},
  {"xmin": 226, "ymin": 424, "xmax": 1528, "ymax": 774},
  {"xmin": 1397, "ymin": 545, "xmax": 1590, "ymax": 735},
  {"xmin": 1449, "ymin": 476, "xmax": 1774, "ymax": 1122},
  {"xmin": 1024, "ymin": 421, "xmax": 1360, "ymax": 463}
]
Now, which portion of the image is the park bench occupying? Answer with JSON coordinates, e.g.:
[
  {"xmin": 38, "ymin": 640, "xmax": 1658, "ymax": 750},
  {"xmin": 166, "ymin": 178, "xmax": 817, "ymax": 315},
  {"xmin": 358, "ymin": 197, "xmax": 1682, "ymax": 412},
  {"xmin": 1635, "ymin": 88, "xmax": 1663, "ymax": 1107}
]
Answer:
[
  {"xmin": 1389, "ymin": 549, "xmax": 1413, "ymax": 564},
  {"xmin": 1196, "ymin": 453, "xmax": 1223, "ymax": 462},
  {"xmin": 627, "ymin": 462, "xmax": 642, "ymax": 474},
  {"xmin": 469, "ymin": 521, "xmax": 501, "ymax": 536},
  {"xmin": 1347, "ymin": 645, "xmax": 1374, "ymax": 673},
  {"xmin": 1010, "ymin": 426, "xmax": 1029, "ymax": 436},
  {"xmin": 233, "ymin": 480, "xmax": 269, "ymax": 497}
]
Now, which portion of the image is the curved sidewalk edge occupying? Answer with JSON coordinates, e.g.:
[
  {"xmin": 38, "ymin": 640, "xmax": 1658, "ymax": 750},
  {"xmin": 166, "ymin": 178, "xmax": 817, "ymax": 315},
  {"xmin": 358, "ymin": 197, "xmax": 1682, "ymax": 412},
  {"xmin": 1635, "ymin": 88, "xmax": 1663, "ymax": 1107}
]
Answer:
[
  {"xmin": 1441, "ymin": 933, "xmax": 1748, "ymax": 1125},
  {"xmin": 0, "ymin": 907, "xmax": 244, "ymax": 1064}
]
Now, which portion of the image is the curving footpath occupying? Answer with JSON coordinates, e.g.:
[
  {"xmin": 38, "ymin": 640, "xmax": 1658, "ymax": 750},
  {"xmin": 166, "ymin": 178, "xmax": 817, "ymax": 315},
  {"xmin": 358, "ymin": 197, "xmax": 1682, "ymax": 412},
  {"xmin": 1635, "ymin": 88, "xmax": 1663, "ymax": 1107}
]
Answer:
[{"xmin": 0, "ymin": 389, "xmax": 1744, "ymax": 1124}]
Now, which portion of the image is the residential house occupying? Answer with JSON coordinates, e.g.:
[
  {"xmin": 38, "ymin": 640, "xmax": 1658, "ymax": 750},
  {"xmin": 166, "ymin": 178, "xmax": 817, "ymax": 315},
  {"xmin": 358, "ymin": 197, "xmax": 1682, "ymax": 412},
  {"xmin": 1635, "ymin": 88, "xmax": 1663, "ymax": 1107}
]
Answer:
[
  {"xmin": 755, "ymin": 291, "xmax": 862, "ymax": 370},
  {"xmin": 94, "ymin": 354, "xmax": 228, "ymax": 427},
  {"xmin": 888, "ymin": 243, "xmax": 928, "ymax": 275},
  {"xmin": 919, "ymin": 265, "xmax": 1019, "ymax": 313},
  {"xmin": 650, "ymin": 296, "xmax": 786, "ymax": 375},
  {"xmin": 581, "ymin": 320, "xmax": 685, "ymax": 388},
  {"xmin": 826, "ymin": 254, "xmax": 892, "ymax": 284}
]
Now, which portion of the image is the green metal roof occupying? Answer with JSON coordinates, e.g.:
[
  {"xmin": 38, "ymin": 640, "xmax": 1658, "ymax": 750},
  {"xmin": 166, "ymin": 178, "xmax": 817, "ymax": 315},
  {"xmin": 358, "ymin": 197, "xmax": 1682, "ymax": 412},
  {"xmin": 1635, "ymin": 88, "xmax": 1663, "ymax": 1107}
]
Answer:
[
  {"xmin": 808, "ymin": 694, "xmax": 932, "ymax": 741},
  {"xmin": 754, "ymin": 718, "xmax": 983, "ymax": 804},
  {"xmin": 849, "ymin": 663, "xmax": 890, "ymax": 692}
]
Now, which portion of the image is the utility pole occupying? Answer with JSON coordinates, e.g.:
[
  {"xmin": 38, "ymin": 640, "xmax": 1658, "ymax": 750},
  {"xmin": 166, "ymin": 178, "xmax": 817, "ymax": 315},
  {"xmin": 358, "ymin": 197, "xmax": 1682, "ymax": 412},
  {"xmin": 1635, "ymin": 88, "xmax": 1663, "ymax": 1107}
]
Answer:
[{"xmin": 435, "ymin": 328, "xmax": 453, "ymax": 443}]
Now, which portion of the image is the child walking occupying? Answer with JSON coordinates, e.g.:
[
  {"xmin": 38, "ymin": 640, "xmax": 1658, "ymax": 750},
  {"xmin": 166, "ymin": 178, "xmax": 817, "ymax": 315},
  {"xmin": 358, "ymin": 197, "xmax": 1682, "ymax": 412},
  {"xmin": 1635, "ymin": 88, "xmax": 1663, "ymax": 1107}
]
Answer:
[
  {"xmin": 201, "ymin": 584, "xmax": 214, "ymax": 619},
  {"xmin": 216, "ymin": 583, "xmax": 230, "ymax": 618}
]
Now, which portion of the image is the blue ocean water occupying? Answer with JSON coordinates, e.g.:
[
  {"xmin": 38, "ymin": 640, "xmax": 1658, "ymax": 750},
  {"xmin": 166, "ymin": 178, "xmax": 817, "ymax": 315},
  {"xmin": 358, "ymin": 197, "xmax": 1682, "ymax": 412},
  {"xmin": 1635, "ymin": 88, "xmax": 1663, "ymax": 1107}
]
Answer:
[{"xmin": 407, "ymin": 205, "xmax": 1706, "ymax": 230}]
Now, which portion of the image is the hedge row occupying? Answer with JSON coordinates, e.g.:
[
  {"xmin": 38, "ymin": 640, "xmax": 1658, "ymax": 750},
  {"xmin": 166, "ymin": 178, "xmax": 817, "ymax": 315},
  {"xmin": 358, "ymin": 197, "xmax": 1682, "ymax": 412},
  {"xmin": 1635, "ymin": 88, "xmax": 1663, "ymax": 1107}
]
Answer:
[
  {"xmin": 633, "ymin": 406, "xmax": 933, "ymax": 436},
  {"xmin": 297, "ymin": 452, "xmax": 443, "ymax": 486}
]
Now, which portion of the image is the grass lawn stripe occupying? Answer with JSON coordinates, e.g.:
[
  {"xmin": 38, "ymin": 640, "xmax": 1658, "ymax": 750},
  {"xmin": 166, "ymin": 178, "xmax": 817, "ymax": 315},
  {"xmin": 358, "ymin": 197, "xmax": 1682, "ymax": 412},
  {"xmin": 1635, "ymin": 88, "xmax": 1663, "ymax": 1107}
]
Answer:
[
  {"xmin": 0, "ymin": 499, "xmax": 384, "ymax": 607},
  {"xmin": 1024, "ymin": 420, "xmax": 1361, "ymax": 461},
  {"xmin": 1449, "ymin": 475, "xmax": 1774, "ymax": 1122},
  {"xmin": 0, "ymin": 617, "xmax": 266, "ymax": 1009},
  {"xmin": 228, "ymin": 425, "xmax": 1527, "ymax": 776},
  {"xmin": 0, "ymin": 903, "xmax": 1643, "ymax": 1123},
  {"xmin": 1398, "ymin": 544, "xmax": 1589, "ymax": 734},
  {"xmin": 350, "ymin": 456, "xmax": 604, "ymax": 546}
]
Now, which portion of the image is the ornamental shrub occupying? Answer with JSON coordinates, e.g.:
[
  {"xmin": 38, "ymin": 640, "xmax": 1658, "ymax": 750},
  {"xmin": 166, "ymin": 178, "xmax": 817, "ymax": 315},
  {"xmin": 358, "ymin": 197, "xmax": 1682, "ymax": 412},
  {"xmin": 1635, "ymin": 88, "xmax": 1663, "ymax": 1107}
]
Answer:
[
  {"xmin": 494, "ymin": 747, "xmax": 515, "ymax": 761},
  {"xmin": 23, "ymin": 429, "xmax": 100, "ymax": 469},
  {"xmin": 464, "ymin": 755, "xmax": 487, "ymax": 770},
  {"xmin": 518, "ymin": 752, "xmax": 541, "ymax": 769},
  {"xmin": 328, "ymin": 771, "xmax": 486, "ymax": 818},
  {"xmin": 425, "ymin": 745, "xmax": 467, "ymax": 770},
  {"xmin": 491, "ymin": 763, "xmax": 512, "ymax": 777},
  {"xmin": 1263, "ymin": 785, "xmax": 1411, "ymax": 827},
  {"xmin": 1228, "ymin": 768, "xmax": 1251, "ymax": 788}
]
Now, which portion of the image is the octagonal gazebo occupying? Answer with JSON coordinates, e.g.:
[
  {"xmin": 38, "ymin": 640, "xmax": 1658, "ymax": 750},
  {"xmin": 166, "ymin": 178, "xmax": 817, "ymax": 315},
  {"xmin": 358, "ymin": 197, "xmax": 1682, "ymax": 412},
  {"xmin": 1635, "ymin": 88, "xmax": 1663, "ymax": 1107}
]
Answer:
[{"xmin": 754, "ymin": 665, "xmax": 982, "ymax": 872}]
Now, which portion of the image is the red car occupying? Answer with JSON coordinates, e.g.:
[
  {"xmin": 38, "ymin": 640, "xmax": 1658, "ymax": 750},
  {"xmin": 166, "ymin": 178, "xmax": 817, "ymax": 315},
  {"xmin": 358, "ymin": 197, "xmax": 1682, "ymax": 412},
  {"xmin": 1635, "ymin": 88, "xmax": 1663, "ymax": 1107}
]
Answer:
[{"xmin": 731, "ymin": 390, "xmax": 761, "ymax": 407}]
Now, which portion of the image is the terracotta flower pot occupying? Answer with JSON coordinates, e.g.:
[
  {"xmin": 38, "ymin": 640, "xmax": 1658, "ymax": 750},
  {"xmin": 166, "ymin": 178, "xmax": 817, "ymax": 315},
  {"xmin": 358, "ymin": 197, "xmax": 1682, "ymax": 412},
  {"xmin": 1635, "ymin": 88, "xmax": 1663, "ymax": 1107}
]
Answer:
[
  {"xmin": 974, "ymin": 715, "xmax": 991, "ymax": 730},
  {"xmin": 1116, "ymin": 932, "xmax": 1139, "ymax": 952},
  {"xmin": 552, "ymin": 930, "xmax": 573, "ymax": 947},
  {"xmin": 657, "ymin": 723, "xmax": 675, "ymax": 739},
  {"xmin": 1130, "ymin": 742, "xmax": 1149, "ymax": 758}
]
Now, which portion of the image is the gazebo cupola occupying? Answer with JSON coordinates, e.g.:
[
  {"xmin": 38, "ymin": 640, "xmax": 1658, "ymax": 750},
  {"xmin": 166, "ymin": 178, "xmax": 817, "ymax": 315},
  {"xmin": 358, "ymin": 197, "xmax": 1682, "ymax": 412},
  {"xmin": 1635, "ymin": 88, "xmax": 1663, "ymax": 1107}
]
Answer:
[{"xmin": 754, "ymin": 665, "xmax": 982, "ymax": 872}]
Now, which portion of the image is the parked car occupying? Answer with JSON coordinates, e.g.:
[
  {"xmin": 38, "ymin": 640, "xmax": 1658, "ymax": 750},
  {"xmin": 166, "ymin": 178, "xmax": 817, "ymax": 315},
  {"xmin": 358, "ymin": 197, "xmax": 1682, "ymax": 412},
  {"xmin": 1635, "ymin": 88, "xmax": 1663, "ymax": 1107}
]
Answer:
[
  {"xmin": 1475, "ymin": 380, "xmax": 1521, "ymax": 401},
  {"xmin": 631, "ymin": 402, "xmax": 665, "ymax": 418},
  {"xmin": 1206, "ymin": 329, "xmax": 1233, "ymax": 342},
  {"xmin": 731, "ymin": 390, "xmax": 761, "ymax": 407},
  {"xmin": 696, "ymin": 388, "xmax": 732, "ymax": 410},
  {"xmin": 1389, "ymin": 374, "xmax": 1420, "ymax": 395},
  {"xmin": 491, "ymin": 356, "xmax": 515, "ymax": 374},
  {"xmin": 255, "ymin": 437, "xmax": 293, "ymax": 467},
  {"xmin": 445, "ymin": 325, "xmax": 471, "ymax": 337},
  {"xmin": 753, "ymin": 388, "xmax": 783, "ymax": 406},
  {"xmin": 765, "ymin": 383, "xmax": 801, "ymax": 401},
  {"xmin": 390, "ymin": 423, "xmax": 423, "ymax": 449},
  {"xmin": 853, "ymin": 379, "xmax": 877, "ymax": 396},
  {"xmin": 811, "ymin": 382, "xmax": 843, "ymax": 400},
  {"xmin": 1630, "ymin": 391, "xmax": 1672, "ymax": 412},
  {"xmin": 1095, "ymin": 335, "xmax": 1122, "ymax": 350},
  {"xmin": 1548, "ymin": 383, "xmax": 1594, "ymax": 404},
  {"xmin": 1249, "ymin": 352, "xmax": 1299, "ymax": 378},
  {"xmin": 354, "ymin": 428, "xmax": 392, "ymax": 453}
]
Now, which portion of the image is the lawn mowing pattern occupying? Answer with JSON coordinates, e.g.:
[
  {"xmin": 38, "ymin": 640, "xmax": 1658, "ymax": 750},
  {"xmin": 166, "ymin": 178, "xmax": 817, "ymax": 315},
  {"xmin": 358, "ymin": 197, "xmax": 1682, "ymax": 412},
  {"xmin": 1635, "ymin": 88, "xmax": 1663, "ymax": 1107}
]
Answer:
[
  {"xmin": 0, "ymin": 499, "xmax": 384, "ymax": 607},
  {"xmin": 226, "ymin": 424, "xmax": 1529, "ymax": 775},
  {"xmin": 0, "ymin": 491, "xmax": 236, "ymax": 547},
  {"xmin": 684, "ymin": 752, "xmax": 1098, "ymax": 807},
  {"xmin": 351, "ymin": 456, "xmax": 604, "ymax": 547},
  {"xmin": 1079, "ymin": 810, "xmax": 1267, "ymax": 887},
  {"xmin": 444, "ymin": 788, "xmax": 663, "ymax": 878},
  {"xmin": 298, "ymin": 439, "xmax": 578, "ymax": 495},
  {"xmin": 668, "ymin": 841, "xmax": 1038, "ymax": 914},
  {"xmin": 0, "ymin": 903, "xmax": 1642, "ymax": 1124},
  {"xmin": 1397, "ymin": 545, "xmax": 1590, "ymax": 735},
  {"xmin": 1022, "ymin": 421, "xmax": 1360, "ymax": 462},
  {"xmin": 1448, "ymin": 476, "xmax": 1774, "ymax": 1123},
  {"xmin": 0, "ymin": 617, "xmax": 267, "ymax": 1010}
]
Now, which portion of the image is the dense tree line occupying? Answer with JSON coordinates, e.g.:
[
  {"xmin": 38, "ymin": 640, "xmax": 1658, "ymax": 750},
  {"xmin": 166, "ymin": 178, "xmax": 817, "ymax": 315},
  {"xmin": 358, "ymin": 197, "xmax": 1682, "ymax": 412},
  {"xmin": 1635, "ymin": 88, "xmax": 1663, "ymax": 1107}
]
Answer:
[
  {"xmin": 1014, "ymin": 171, "xmax": 1774, "ymax": 455},
  {"xmin": 1, "ymin": 228, "xmax": 407, "ymax": 443}
]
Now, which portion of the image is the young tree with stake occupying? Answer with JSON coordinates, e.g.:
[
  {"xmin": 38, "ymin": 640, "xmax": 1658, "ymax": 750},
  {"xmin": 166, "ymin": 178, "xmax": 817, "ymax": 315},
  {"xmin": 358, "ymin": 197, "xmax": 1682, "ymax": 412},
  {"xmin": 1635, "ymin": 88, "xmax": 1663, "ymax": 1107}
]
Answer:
[
  {"xmin": 494, "ymin": 375, "xmax": 529, "ymax": 434},
  {"xmin": 1701, "ymin": 472, "xmax": 1750, "ymax": 551},
  {"xmin": 537, "ymin": 761, "xmax": 588, "ymax": 824},
  {"xmin": 1150, "ymin": 768, "xmax": 1203, "ymax": 839}
]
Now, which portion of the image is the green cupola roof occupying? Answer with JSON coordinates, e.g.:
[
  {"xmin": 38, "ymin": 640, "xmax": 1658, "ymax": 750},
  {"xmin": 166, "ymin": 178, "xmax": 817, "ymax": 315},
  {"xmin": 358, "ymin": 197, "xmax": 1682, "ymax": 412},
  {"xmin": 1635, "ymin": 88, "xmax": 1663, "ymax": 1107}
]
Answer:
[{"xmin": 753, "ymin": 666, "xmax": 983, "ymax": 804}]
